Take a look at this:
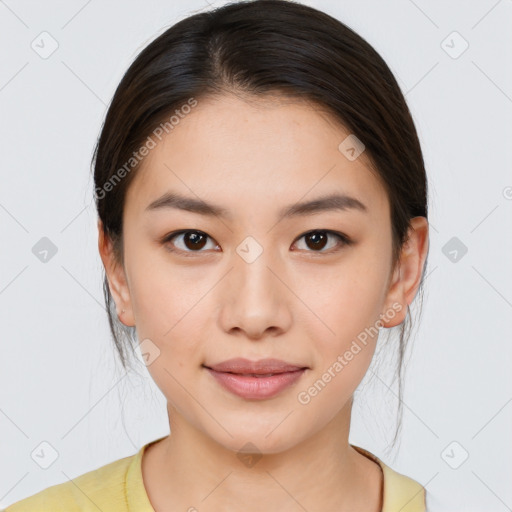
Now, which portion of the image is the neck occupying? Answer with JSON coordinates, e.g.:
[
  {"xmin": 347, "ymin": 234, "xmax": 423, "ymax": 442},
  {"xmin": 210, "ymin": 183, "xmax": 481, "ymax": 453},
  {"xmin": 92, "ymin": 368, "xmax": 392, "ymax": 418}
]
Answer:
[{"xmin": 142, "ymin": 400, "xmax": 383, "ymax": 512}]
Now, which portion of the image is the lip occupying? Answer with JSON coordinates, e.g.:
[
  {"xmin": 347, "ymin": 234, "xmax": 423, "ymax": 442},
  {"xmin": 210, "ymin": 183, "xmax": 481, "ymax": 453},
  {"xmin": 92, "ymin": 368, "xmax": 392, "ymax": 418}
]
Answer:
[
  {"xmin": 205, "ymin": 357, "xmax": 305, "ymax": 374},
  {"xmin": 203, "ymin": 358, "xmax": 308, "ymax": 400}
]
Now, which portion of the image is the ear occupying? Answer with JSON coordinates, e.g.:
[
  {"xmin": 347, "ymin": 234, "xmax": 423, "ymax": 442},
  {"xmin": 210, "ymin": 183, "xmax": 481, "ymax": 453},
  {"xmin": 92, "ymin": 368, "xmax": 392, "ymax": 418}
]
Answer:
[
  {"xmin": 97, "ymin": 219, "xmax": 135, "ymax": 327},
  {"xmin": 380, "ymin": 217, "xmax": 429, "ymax": 328}
]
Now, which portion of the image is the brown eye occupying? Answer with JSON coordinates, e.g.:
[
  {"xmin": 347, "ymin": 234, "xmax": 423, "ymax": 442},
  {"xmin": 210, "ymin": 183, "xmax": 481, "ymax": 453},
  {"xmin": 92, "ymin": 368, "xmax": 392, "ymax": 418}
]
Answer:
[
  {"xmin": 305, "ymin": 232, "xmax": 328, "ymax": 250},
  {"xmin": 182, "ymin": 232, "xmax": 207, "ymax": 250},
  {"xmin": 293, "ymin": 230, "xmax": 351, "ymax": 253},
  {"xmin": 163, "ymin": 230, "xmax": 217, "ymax": 254}
]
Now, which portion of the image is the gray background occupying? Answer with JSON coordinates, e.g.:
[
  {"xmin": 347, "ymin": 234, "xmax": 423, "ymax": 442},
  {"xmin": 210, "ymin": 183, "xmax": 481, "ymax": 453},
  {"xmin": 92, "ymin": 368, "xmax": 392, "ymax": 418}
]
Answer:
[{"xmin": 1, "ymin": 0, "xmax": 511, "ymax": 510}]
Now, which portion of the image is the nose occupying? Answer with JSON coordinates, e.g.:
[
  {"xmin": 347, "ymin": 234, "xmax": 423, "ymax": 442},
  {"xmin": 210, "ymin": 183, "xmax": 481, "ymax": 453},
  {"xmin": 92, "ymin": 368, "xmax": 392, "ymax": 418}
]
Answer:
[{"xmin": 218, "ymin": 247, "xmax": 293, "ymax": 340}]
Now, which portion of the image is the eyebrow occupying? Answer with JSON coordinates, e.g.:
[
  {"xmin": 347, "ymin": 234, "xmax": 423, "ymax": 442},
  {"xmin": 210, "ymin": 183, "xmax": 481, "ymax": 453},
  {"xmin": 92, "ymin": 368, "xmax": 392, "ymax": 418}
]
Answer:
[{"xmin": 145, "ymin": 191, "xmax": 368, "ymax": 220}]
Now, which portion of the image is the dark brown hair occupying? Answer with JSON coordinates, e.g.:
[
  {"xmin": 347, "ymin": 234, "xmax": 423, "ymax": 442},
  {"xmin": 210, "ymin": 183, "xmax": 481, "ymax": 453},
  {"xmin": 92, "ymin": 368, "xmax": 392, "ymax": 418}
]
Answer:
[{"xmin": 92, "ymin": 0, "xmax": 429, "ymax": 452}]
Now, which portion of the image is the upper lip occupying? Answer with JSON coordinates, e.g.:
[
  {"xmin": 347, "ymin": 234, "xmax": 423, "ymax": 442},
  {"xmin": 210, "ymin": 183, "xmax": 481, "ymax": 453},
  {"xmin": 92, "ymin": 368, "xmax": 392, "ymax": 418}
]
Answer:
[{"xmin": 204, "ymin": 358, "xmax": 307, "ymax": 374}]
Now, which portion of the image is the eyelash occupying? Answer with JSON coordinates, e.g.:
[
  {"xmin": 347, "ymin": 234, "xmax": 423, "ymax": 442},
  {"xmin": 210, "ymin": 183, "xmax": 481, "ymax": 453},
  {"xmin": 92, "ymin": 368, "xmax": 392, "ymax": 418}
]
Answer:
[{"xmin": 161, "ymin": 229, "xmax": 352, "ymax": 257}]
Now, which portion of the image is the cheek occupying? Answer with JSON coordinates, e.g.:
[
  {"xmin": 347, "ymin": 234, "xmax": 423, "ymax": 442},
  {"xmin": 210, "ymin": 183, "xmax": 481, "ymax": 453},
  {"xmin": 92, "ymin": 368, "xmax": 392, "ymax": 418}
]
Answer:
[
  {"xmin": 295, "ymin": 261, "xmax": 387, "ymax": 414},
  {"xmin": 293, "ymin": 252, "xmax": 391, "ymax": 403},
  {"xmin": 125, "ymin": 245, "xmax": 210, "ymax": 380},
  {"xmin": 127, "ymin": 256, "xmax": 209, "ymax": 410},
  {"xmin": 127, "ymin": 240, "xmax": 200, "ymax": 333},
  {"xmin": 296, "ymin": 251, "xmax": 390, "ymax": 342}
]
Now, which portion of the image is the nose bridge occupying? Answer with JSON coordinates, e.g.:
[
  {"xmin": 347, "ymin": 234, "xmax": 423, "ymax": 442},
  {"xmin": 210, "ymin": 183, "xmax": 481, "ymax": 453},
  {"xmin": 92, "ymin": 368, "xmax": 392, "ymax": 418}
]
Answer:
[
  {"xmin": 218, "ymin": 235, "xmax": 291, "ymax": 337},
  {"xmin": 233, "ymin": 236, "xmax": 281, "ymax": 302}
]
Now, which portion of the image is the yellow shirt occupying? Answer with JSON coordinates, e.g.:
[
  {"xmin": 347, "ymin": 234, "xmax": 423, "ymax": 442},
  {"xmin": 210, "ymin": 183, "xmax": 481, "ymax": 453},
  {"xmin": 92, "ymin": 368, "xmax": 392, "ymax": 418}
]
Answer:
[{"xmin": 3, "ymin": 439, "xmax": 426, "ymax": 511}]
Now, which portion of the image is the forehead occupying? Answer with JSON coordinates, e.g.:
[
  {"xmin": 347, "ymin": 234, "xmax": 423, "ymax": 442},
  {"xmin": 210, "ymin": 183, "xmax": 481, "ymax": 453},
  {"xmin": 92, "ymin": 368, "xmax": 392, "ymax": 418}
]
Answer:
[{"xmin": 124, "ymin": 93, "xmax": 388, "ymax": 222}]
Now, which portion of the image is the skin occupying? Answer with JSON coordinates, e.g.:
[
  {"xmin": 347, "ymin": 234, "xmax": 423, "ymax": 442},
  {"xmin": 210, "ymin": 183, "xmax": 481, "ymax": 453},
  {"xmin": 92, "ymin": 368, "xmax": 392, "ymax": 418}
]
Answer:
[{"xmin": 98, "ymin": 93, "xmax": 429, "ymax": 512}]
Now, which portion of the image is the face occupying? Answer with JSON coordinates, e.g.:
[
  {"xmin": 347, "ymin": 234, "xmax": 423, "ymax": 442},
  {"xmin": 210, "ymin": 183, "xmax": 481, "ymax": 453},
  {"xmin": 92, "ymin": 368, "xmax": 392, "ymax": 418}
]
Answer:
[{"xmin": 100, "ymin": 93, "xmax": 427, "ymax": 455}]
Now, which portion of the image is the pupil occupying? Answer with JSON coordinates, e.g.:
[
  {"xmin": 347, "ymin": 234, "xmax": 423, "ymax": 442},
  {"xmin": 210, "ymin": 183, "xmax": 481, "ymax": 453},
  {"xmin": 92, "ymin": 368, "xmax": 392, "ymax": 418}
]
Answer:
[
  {"xmin": 186, "ymin": 232, "xmax": 206, "ymax": 250},
  {"xmin": 308, "ymin": 232, "xmax": 327, "ymax": 250}
]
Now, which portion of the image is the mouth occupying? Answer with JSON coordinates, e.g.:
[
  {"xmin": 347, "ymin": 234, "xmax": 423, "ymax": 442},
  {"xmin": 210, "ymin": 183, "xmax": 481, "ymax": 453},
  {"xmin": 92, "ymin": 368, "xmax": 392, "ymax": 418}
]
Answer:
[
  {"xmin": 203, "ymin": 358, "xmax": 308, "ymax": 400},
  {"xmin": 203, "ymin": 357, "xmax": 307, "ymax": 374}
]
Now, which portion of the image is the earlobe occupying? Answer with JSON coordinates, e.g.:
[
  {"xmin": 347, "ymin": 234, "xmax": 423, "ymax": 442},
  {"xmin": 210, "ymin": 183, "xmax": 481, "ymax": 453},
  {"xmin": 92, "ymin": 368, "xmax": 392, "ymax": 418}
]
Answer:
[
  {"xmin": 380, "ymin": 217, "xmax": 429, "ymax": 328},
  {"xmin": 97, "ymin": 220, "xmax": 135, "ymax": 326}
]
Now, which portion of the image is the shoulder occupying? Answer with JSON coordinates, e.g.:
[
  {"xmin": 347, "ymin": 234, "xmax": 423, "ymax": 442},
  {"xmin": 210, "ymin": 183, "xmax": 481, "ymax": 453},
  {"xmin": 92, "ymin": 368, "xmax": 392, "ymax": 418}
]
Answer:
[
  {"xmin": 351, "ymin": 445, "xmax": 426, "ymax": 512},
  {"xmin": 379, "ymin": 462, "xmax": 426, "ymax": 512},
  {"xmin": 3, "ymin": 452, "xmax": 136, "ymax": 512}
]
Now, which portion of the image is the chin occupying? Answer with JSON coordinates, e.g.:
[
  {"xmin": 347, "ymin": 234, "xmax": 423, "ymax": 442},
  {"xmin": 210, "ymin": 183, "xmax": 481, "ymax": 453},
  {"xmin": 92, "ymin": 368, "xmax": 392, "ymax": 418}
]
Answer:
[{"xmin": 207, "ymin": 423, "xmax": 304, "ymax": 457}]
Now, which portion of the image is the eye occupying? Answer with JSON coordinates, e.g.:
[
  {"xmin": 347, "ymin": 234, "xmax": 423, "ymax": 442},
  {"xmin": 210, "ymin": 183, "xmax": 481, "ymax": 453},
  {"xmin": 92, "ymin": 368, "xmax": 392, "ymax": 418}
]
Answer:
[
  {"xmin": 163, "ymin": 230, "xmax": 219, "ymax": 255},
  {"xmin": 162, "ymin": 229, "xmax": 352, "ymax": 257},
  {"xmin": 292, "ymin": 230, "xmax": 352, "ymax": 253}
]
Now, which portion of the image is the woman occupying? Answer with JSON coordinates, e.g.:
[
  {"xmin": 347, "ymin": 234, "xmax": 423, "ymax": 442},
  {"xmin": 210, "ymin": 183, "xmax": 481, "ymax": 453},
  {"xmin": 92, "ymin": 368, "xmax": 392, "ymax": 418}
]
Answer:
[{"xmin": 5, "ymin": 0, "xmax": 430, "ymax": 510}]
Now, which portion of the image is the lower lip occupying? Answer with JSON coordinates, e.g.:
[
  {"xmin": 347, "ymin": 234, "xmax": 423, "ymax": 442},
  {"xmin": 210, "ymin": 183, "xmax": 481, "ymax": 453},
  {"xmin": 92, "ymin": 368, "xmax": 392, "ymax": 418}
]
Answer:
[{"xmin": 206, "ymin": 367, "xmax": 306, "ymax": 400}]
